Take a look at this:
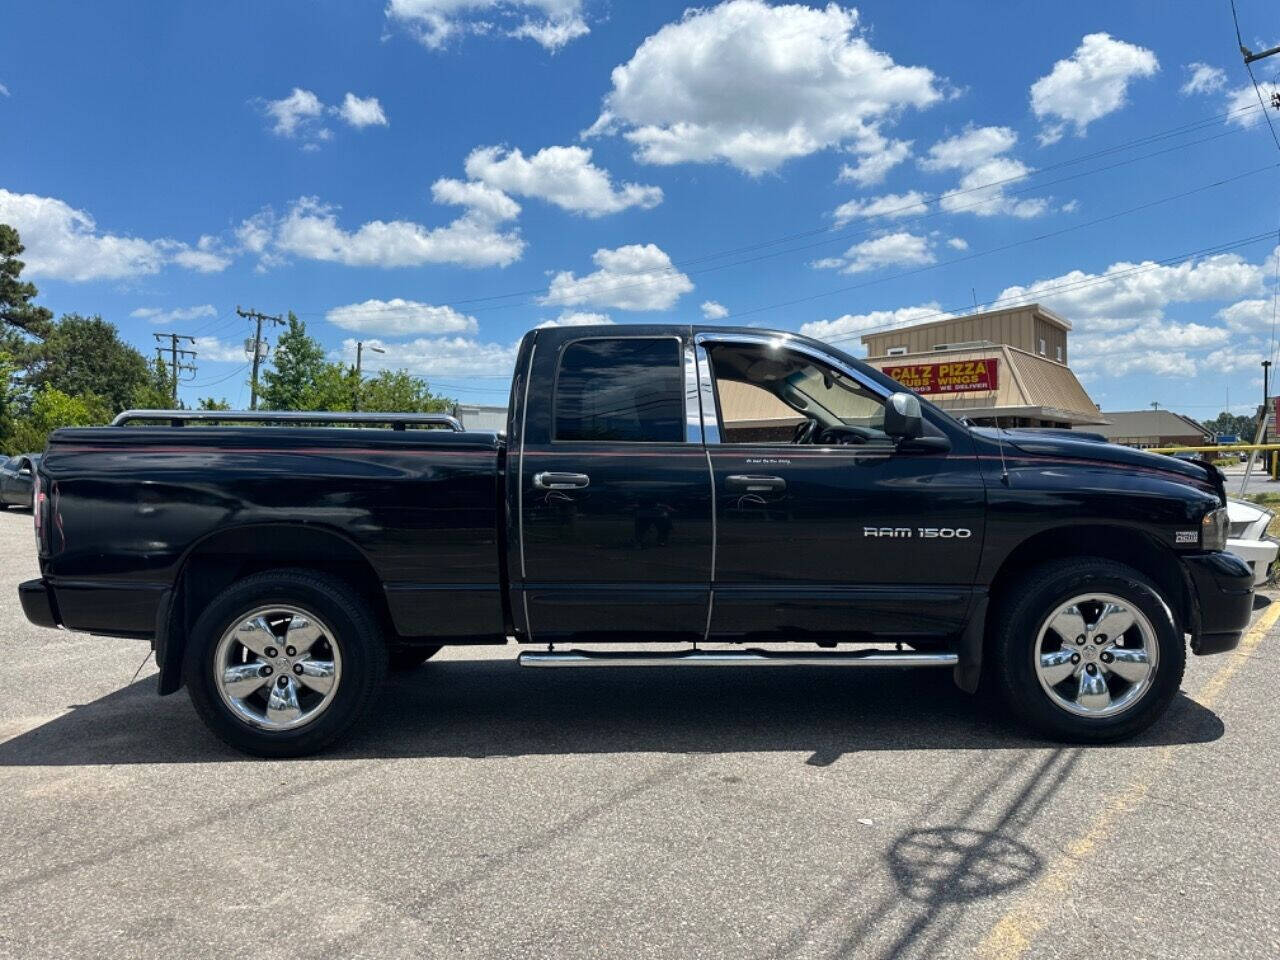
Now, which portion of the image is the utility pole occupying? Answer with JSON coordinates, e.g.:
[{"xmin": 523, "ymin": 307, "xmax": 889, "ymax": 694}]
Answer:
[
  {"xmin": 237, "ymin": 306, "xmax": 284, "ymax": 410},
  {"xmin": 1240, "ymin": 42, "xmax": 1280, "ymax": 65},
  {"xmin": 353, "ymin": 341, "xmax": 385, "ymax": 411},
  {"xmin": 152, "ymin": 333, "xmax": 196, "ymax": 405}
]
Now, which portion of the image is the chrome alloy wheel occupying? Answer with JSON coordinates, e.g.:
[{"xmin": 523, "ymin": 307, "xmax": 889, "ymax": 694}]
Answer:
[
  {"xmin": 214, "ymin": 606, "xmax": 342, "ymax": 731},
  {"xmin": 1033, "ymin": 593, "xmax": 1159, "ymax": 719}
]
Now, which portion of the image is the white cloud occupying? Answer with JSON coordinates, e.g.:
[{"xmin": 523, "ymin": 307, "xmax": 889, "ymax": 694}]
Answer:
[
  {"xmin": 1030, "ymin": 33, "xmax": 1158, "ymax": 144},
  {"xmin": 545, "ymin": 244, "xmax": 696, "ymax": 312},
  {"xmin": 0, "ymin": 82, "xmax": 9, "ymax": 97},
  {"xmin": 171, "ymin": 234, "xmax": 234, "ymax": 273},
  {"xmin": 131, "ymin": 304, "xmax": 217, "ymax": 325},
  {"xmin": 701, "ymin": 300, "xmax": 730, "ymax": 320},
  {"xmin": 262, "ymin": 87, "xmax": 329, "ymax": 140},
  {"xmin": 996, "ymin": 253, "xmax": 1266, "ymax": 321},
  {"xmin": 463, "ymin": 144, "xmax": 662, "ymax": 216},
  {"xmin": 326, "ymin": 298, "xmax": 478, "ymax": 336},
  {"xmin": 537, "ymin": 311, "xmax": 613, "ymax": 327},
  {"xmin": 1204, "ymin": 344, "xmax": 1267, "ymax": 373},
  {"xmin": 1077, "ymin": 350, "xmax": 1197, "ymax": 378},
  {"xmin": 245, "ymin": 186, "xmax": 524, "ymax": 269},
  {"xmin": 1225, "ymin": 81, "xmax": 1280, "ymax": 126},
  {"xmin": 837, "ymin": 138, "xmax": 912, "ymax": 187},
  {"xmin": 815, "ymin": 231, "xmax": 934, "ymax": 275},
  {"xmin": 192, "ymin": 336, "xmax": 252, "ymax": 364},
  {"xmin": 800, "ymin": 303, "xmax": 949, "ymax": 344},
  {"xmin": 1216, "ymin": 298, "xmax": 1277, "ymax": 332},
  {"xmin": 543, "ymin": 243, "xmax": 693, "ymax": 311},
  {"xmin": 920, "ymin": 125, "xmax": 1018, "ymax": 172},
  {"xmin": 1181, "ymin": 62, "xmax": 1227, "ymax": 96},
  {"xmin": 338, "ymin": 93, "xmax": 388, "ymax": 128},
  {"xmin": 335, "ymin": 335, "xmax": 521, "ymax": 379},
  {"xmin": 585, "ymin": 0, "xmax": 941, "ymax": 175},
  {"xmin": 387, "ymin": 0, "xmax": 589, "ymax": 51},
  {"xmin": 946, "ymin": 237, "xmax": 968, "ymax": 251},
  {"xmin": 921, "ymin": 126, "xmax": 1047, "ymax": 218},
  {"xmin": 832, "ymin": 190, "xmax": 928, "ymax": 227},
  {"xmin": 0, "ymin": 188, "xmax": 229, "ymax": 281}
]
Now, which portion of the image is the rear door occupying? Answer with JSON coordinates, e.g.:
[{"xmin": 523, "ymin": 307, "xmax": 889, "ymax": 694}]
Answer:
[{"xmin": 517, "ymin": 329, "xmax": 713, "ymax": 643}]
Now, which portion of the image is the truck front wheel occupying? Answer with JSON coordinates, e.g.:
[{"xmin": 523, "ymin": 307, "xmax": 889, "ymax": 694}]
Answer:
[
  {"xmin": 183, "ymin": 569, "xmax": 386, "ymax": 757},
  {"xmin": 991, "ymin": 558, "xmax": 1185, "ymax": 742}
]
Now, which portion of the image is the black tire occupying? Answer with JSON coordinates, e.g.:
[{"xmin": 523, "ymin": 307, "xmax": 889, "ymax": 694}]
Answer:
[
  {"xmin": 183, "ymin": 569, "xmax": 386, "ymax": 757},
  {"xmin": 991, "ymin": 558, "xmax": 1185, "ymax": 743},
  {"xmin": 388, "ymin": 645, "xmax": 442, "ymax": 671}
]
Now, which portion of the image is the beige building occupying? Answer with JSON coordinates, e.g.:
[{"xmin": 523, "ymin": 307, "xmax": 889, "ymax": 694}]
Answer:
[
  {"xmin": 860, "ymin": 303, "xmax": 1105, "ymax": 429},
  {"xmin": 1092, "ymin": 410, "xmax": 1212, "ymax": 449}
]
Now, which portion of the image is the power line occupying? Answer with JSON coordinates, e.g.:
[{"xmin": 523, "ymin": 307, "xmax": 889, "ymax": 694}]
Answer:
[
  {"xmin": 236, "ymin": 306, "xmax": 284, "ymax": 410},
  {"xmin": 715, "ymin": 162, "xmax": 1278, "ymax": 328},
  {"xmin": 820, "ymin": 230, "xmax": 1276, "ymax": 345},
  {"xmin": 188, "ymin": 363, "xmax": 249, "ymax": 389},
  {"xmin": 1230, "ymin": 0, "xmax": 1280, "ymax": 152},
  {"xmin": 152, "ymin": 332, "xmax": 197, "ymax": 404}
]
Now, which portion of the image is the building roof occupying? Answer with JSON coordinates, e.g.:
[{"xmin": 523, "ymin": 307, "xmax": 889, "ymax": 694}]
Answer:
[
  {"xmin": 859, "ymin": 302, "xmax": 1070, "ymax": 348},
  {"xmin": 869, "ymin": 344, "xmax": 1105, "ymax": 425},
  {"xmin": 1092, "ymin": 409, "xmax": 1212, "ymax": 440}
]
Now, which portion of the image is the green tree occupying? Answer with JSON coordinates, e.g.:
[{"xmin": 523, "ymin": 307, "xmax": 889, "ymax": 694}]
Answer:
[
  {"xmin": 0, "ymin": 224, "xmax": 54, "ymax": 363},
  {"xmin": 358, "ymin": 368, "xmax": 451, "ymax": 413},
  {"xmin": 258, "ymin": 312, "xmax": 326, "ymax": 410},
  {"xmin": 8, "ymin": 386, "xmax": 111, "ymax": 454},
  {"xmin": 1201, "ymin": 411, "xmax": 1257, "ymax": 441},
  {"xmin": 131, "ymin": 356, "xmax": 179, "ymax": 410},
  {"xmin": 197, "ymin": 396, "xmax": 231, "ymax": 411},
  {"xmin": 26, "ymin": 314, "xmax": 151, "ymax": 414},
  {"xmin": 300, "ymin": 361, "xmax": 356, "ymax": 412}
]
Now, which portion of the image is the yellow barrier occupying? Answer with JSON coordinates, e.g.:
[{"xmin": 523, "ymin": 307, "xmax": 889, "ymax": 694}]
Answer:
[{"xmin": 1145, "ymin": 444, "xmax": 1280, "ymax": 454}]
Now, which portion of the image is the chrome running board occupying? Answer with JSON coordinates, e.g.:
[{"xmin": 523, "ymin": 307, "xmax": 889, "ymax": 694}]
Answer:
[{"xmin": 518, "ymin": 649, "xmax": 958, "ymax": 668}]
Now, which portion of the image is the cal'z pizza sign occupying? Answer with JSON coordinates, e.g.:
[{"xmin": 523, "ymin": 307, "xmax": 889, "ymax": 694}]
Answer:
[{"xmin": 884, "ymin": 359, "xmax": 999, "ymax": 395}]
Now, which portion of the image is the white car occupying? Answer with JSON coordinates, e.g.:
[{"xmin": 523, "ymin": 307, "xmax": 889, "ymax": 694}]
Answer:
[{"xmin": 1226, "ymin": 498, "xmax": 1278, "ymax": 587}]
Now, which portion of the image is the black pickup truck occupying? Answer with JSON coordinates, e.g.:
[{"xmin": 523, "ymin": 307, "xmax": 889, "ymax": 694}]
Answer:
[{"xmin": 19, "ymin": 324, "xmax": 1253, "ymax": 755}]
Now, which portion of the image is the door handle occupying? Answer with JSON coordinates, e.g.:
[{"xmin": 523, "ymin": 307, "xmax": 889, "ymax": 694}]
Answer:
[
  {"xmin": 725, "ymin": 474, "xmax": 786, "ymax": 493},
  {"xmin": 533, "ymin": 471, "xmax": 590, "ymax": 490}
]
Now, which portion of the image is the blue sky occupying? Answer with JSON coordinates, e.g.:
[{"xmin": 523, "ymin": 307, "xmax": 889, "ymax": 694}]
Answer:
[{"xmin": 2, "ymin": 0, "xmax": 1279, "ymax": 413}]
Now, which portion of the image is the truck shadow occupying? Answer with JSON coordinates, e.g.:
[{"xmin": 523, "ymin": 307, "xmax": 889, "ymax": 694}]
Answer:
[{"xmin": 0, "ymin": 658, "xmax": 1225, "ymax": 765}]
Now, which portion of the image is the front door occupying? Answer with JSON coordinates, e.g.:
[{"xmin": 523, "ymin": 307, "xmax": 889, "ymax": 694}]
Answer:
[
  {"xmin": 518, "ymin": 332, "xmax": 713, "ymax": 643},
  {"xmin": 698, "ymin": 334, "xmax": 985, "ymax": 642}
]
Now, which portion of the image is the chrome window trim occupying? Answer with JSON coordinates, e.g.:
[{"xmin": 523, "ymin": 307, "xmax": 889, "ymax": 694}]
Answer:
[
  {"xmin": 693, "ymin": 331, "xmax": 892, "ymax": 445},
  {"xmin": 517, "ymin": 341, "xmax": 536, "ymax": 582},
  {"xmin": 683, "ymin": 339, "xmax": 703, "ymax": 444},
  {"xmin": 694, "ymin": 344, "xmax": 721, "ymax": 445}
]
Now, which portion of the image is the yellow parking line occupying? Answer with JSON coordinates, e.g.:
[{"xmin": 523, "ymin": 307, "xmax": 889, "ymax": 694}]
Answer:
[{"xmin": 975, "ymin": 600, "xmax": 1280, "ymax": 960}]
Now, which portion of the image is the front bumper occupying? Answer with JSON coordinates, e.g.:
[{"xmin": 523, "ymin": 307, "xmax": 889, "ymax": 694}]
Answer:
[
  {"xmin": 19, "ymin": 578, "xmax": 60, "ymax": 630},
  {"xmin": 1183, "ymin": 552, "xmax": 1254, "ymax": 655},
  {"xmin": 1226, "ymin": 537, "xmax": 1279, "ymax": 587}
]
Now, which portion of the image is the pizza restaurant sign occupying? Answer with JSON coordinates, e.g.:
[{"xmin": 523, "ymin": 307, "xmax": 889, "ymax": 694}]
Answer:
[{"xmin": 883, "ymin": 359, "xmax": 999, "ymax": 395}]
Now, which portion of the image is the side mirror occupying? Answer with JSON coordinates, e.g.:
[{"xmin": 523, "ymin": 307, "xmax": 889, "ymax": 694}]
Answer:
[{"xmin": 884, "ymin": 392, "xmax": 923, "ymax": 440}]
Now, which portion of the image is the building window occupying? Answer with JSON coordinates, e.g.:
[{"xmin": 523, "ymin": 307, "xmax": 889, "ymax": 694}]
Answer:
[
  {"xmin": 1038, "ymin": 338, "xmax": 1046, "ymax": 356},
  {"xmin": 1056, "ymin": 345, "xmax": 1063, "ymax": 362},
  {"xmin": 886, "ymin": 346, "xmax": 907, "ymax": 356}
]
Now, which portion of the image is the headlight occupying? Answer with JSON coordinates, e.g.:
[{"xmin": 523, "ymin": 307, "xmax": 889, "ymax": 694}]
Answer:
[{"xmin": 1202, "ymin": 506, "xmax": 1229, "ymax": 551}]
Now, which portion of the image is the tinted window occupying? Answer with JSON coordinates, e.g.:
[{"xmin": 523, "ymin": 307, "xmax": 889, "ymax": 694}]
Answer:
[{"xmin": 554, "ymin": 338, "xmax": 683, "ymax": 443}]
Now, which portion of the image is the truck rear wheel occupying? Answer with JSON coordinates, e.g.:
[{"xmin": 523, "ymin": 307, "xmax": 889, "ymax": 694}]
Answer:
[
  {"xmin": 991, "ymin": 558, "xmax": 1185, "ymax": 742},
  {"xmin": 183, "ymin": 569, "xmax": 386, "ymax": 757}
]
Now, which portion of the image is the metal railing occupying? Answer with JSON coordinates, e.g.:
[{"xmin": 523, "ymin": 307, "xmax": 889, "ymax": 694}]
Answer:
[{"xmin": 112, "ymin": 409, "xmax": 464, "ymax": 432}]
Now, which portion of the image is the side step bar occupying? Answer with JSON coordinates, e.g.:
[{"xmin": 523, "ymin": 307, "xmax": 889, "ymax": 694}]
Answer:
[{"xmin": 518, "ymin": 649, "xmax": 958, "ymax": 668}]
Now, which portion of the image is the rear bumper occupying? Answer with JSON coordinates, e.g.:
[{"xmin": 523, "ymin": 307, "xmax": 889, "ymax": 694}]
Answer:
[
  {"xmin": 1183, "ymin": 552, "xmax": 1254, "ymax": 655},
  {"xmin": 19, "ymin": 578, "xmax": 60, "ymax": 630}
]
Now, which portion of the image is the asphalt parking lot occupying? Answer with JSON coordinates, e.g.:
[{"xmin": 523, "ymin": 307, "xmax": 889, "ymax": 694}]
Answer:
[{"xmin": 1, "ymin": 508, "xmax": 1278, "ymax": 960}]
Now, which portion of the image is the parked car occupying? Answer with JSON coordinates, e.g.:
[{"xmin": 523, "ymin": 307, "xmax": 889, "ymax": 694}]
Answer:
[
  {"xmin": 0, "ymin": 454, "xmax": 40, "ymax": 509},
  {"xmin": 19, "ymin": 324, "xmax": 1254, "ymax": 756},
  {"xmin": 1225, "ymin": 498, "xmax": 1278, "ymax": 586}
]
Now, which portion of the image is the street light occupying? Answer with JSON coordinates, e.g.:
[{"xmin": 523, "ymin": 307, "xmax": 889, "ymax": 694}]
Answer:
[{"xmin": 353, "ymin": 341, "xmax": 385, "ymax": 411}]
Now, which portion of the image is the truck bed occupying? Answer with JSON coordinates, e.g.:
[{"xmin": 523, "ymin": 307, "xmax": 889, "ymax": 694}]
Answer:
[{"xmin": 37, "ymin": 426, "xmax": 507, "ymax": 642}]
